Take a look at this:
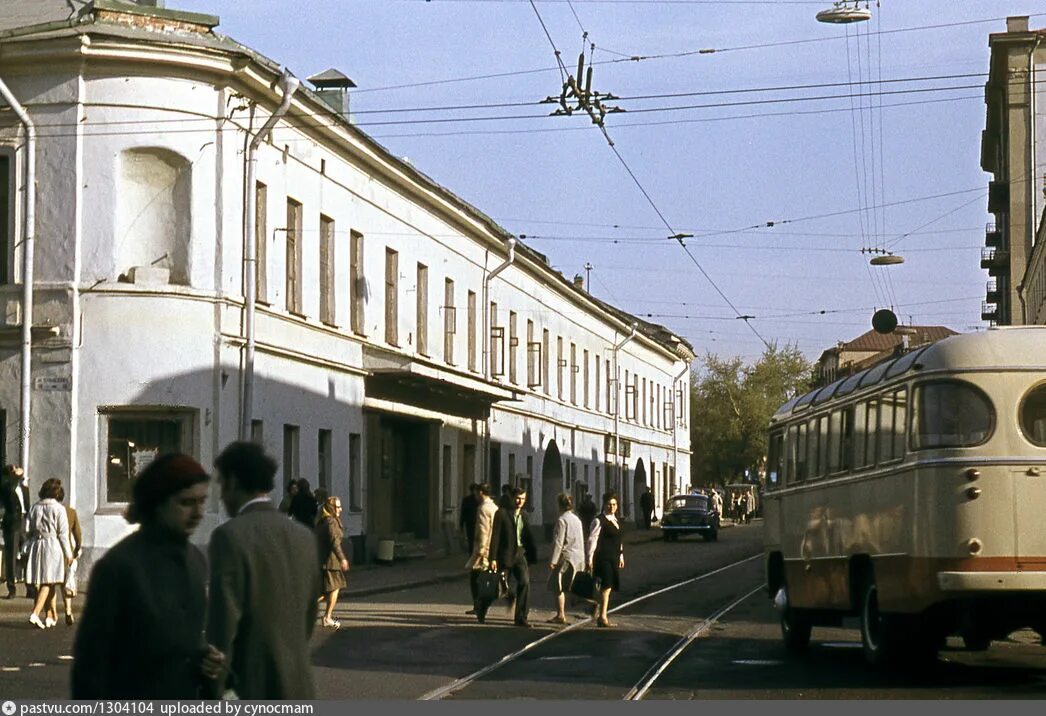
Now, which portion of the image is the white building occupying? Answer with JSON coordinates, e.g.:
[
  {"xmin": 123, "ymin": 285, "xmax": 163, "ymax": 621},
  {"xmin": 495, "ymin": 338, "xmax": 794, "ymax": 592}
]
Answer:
[{"xmin": 0, "ymin": 0, "xmax": 694, "ymax": 567}]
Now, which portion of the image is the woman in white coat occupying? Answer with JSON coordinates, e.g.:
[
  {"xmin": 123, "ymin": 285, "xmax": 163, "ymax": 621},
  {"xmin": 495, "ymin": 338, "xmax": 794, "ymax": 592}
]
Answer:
[
  {"xmin": 24, "ymin": 478, "xmax": 73, "ymax": 629},
  {"xmin": 547, "ymin": 493, "xmax": 585, "ymax": 624}
]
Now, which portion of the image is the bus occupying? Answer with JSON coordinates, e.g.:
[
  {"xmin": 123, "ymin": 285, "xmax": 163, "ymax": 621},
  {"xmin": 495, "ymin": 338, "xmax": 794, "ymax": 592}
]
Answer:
[{"xmin": 762, "ymin": 326, "xmax": 1046, "ymax": 666}]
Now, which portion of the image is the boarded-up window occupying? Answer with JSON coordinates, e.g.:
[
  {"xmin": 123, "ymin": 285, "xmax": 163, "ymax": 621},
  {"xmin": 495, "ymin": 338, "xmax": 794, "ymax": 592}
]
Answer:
[
  {"xmin": 417, "ymin": 263, "xmax": 428, "ymax": 355},
  {"xmin": 255, "ymin": 182, "xmax": 267, "ymax": 301},
  {"xmin": 385, "ymin": 248, "xmax": 398, "ymax": 345},
  {"xmin": 350, "ymin": 230, "xmax": 364, "ymax": 335},
  {"xmin": 444, "ymin": 278, "xmax": 456, "ymax": 364},
  {"xmin": 285, "ymin": 199, "xmax": 303, "ymax": 314},
  {"xmin": 467, "ymin": 290, "xmax": 477, "ymax": 372},
  {"xmin": 320, "ymin": 215, "xmax": 335, "ymax": 324},
  {"xmin": 509, "ymin": 311, "xmax": 518, "ymax": 385}
]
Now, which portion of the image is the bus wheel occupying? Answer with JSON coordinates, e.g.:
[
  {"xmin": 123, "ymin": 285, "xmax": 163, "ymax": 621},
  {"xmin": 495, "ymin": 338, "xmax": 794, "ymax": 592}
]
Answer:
[
  {"xmin": 860, "ymin": 580, "xmax": 896, "ymax": 666},
  {"xmin": 778, "ymin": 587, "xmax": 812, "ymax": 652}
]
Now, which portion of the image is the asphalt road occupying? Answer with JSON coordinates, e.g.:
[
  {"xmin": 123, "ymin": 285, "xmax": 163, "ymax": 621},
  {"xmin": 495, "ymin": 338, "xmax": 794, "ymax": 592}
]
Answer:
[{"xmin": 3, "ymin": 523, "xmax": 1046, "ymax": 699}]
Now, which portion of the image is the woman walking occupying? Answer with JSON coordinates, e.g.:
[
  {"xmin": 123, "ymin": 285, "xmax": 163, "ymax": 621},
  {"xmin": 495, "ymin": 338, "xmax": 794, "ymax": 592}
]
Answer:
[
  {"xmin": 315, "ymin": 496, "xmax": 349, "ymax": 629},
  {"xmin": 60, "ymin": 495, "xmax": 82, "ymax": 625},
  {"xmin": 586, "ymin": 491, "xmax": 624, "ymax": 628},
  {"xmin": 548, "ymin": 493, "xmax": 585, "ymax": 624},
  {"xmin": 24, "ymin": 478, "xmax": 73, "ymax": 629}
]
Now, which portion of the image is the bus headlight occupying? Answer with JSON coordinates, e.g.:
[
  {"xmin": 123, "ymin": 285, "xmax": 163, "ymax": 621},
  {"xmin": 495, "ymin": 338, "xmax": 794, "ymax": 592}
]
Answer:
[
  {"xmin": 965, "ymin": 486, "xmax": 982, "ymax": 500},
  {"xmin": 965, "ymin": 468, "xmax": 981, "ymax": 482},
  {"xmin": 967, "ymin": 538, "xmax": 983, "ymax": 555}
]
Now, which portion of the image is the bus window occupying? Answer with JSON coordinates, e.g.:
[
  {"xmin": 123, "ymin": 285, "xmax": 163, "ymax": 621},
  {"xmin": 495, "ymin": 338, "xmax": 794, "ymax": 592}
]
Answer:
[
  {"xmin": 839, "ymin": 406, "xmax": 853, "ymax": 472},
  {"xmin": 784, "ymin": 425, "xmax": 796, "ymax": 483},
  {"xmin": 911, "ymin": 381, "xmax": 994, "ymax": 449},
  {"xmin": 827, "ymin": 410, "xmax": 842, "ymax": 473},
  {"xmin": 892, "ymin": 389, "xmax": 908, "ymax": 458},
  {"xmin": 807, "ymin": 418, "xmax": 820, "ymax": 479},
  {"xmin": 856, "ymin": 400, "xmax": 879, "ymax": 469},
  {"xmin": 1020, "ymin": 383, "xmax": 1046, "ymax": 447},
  {"xmin": 878, "ymin": 392, "xmax": 896, "ymax": 463},
  {"xmin": 818, "ymin": 415, "xmax": 829, "ymax": 479},
  {"xmin": 768, "ymin": 432, "xmax": 784, "ymax": 487},
  {"xmin": 796, "ymin": 422, "xmax": 808, "ymax": 482}
]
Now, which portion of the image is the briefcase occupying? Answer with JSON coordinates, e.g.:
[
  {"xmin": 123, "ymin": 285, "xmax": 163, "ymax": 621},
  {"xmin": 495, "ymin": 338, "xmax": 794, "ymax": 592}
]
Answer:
[
  {"xmin": 475, "ymin": 569, "xmax": 501, "ymax": 603},
  {"xmin": 569, "ymin": 570, "xmax": 596, "ymax": 602}
]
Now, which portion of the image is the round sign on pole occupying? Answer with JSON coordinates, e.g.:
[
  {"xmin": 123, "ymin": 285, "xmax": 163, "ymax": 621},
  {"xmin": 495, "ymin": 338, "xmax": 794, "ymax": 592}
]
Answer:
[{"xmin": 872, "ymin": 309, "xmax": 898, "ymax": 334}]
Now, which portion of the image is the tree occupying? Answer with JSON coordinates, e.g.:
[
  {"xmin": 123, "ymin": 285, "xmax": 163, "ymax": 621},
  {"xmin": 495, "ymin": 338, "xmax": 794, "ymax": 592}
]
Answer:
[{"xmin": 690, "ymin": 344, "xmax": 811, "ymax": 487}]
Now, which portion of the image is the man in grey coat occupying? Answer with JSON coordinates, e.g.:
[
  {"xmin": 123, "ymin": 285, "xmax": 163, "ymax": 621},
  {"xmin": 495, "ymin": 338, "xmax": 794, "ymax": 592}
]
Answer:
[{"xmin": 205, "ymin": 442, "xmax": 320, "ymax": 700}]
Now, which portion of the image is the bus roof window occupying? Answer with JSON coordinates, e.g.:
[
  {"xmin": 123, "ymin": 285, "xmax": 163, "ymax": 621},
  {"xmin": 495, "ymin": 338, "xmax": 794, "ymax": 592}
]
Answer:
[
  {"xmin": 794, "ymin": 388, "xmax": 818, "ymax": 411},
  {"xmin": 836, "ymin": 369, "xmax": 867, "ymax": 398},
  {"xmin": 813, "ymin": 377, "xmax": 846, "ymax": 405},
  {"xmin": 886, "ymin": 346, "xmax": 929, "ymax": 379},
  {"xmin": 774, "ymin": 395, "xmax": 801, "ymax": 418},
  {"xmin": 858, "ymin": 357, "xmax": 898, "ymax": 389}
]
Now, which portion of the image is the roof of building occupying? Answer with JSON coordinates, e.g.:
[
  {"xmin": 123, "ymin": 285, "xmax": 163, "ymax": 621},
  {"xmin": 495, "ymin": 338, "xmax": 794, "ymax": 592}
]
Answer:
[
  {"xmin": 817, "ymin": 325, "xmax": 958, "ymax": 364},
  {"xmin": 0, "ymin": 0, "xmax": 695, "ymax": 362}
]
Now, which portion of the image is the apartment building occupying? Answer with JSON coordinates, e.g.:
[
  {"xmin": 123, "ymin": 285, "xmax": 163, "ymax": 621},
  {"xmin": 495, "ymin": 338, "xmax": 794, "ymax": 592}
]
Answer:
[{"xmin": 0, "ymin": 0, "xmax": 694, "ymax": 566}]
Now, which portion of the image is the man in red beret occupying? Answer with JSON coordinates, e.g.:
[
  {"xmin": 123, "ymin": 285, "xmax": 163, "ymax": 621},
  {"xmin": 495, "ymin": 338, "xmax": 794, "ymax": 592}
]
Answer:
[{"xmin": 71, "ymin": 453, "xmax": 225, "ymax": 698}]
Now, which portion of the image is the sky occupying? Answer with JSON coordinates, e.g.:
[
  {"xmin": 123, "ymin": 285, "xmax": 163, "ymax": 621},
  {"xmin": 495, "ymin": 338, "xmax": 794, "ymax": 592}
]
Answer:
[{"xmin": 173, "ymin": 0, "xmax": 1045, "ymax": 364}]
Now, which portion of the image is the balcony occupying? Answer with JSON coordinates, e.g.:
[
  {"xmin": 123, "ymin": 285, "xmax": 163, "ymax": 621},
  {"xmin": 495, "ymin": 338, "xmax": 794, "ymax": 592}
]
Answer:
[
  {"xmin": 981, "ymin": 301, "xmax": 998, "ymax": 323},
  {"xmin": 981, "ymin": 246, "xmax": 1010, "ymax": 274},
  {"xmin": 988, "ymin": 180, "xmax": 1009, "ymax": 214},
  {"xmin": 984, "ymin": 223, "xmax": 1002, "ymax": 247},
  {"xmin": 985, "ymin": 279, "xmax": 1000, "ymax": 304}
]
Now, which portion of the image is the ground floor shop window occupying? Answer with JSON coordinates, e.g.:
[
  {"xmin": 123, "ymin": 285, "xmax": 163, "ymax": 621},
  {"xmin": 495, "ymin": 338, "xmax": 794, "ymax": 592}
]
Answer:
[{"xmin": 102, "ymin": 408, "xmax": 194, "ymax": 505}]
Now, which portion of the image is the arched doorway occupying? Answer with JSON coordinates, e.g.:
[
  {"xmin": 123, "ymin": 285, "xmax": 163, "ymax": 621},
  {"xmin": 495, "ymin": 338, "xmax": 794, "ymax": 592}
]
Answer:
[
  {"xmin": 541, "ymin": 440, "xmax": 564, "ymax": 536},
  {"xmin": 632, "ymin": 459, "xmax": 647, "ymax": 524}
]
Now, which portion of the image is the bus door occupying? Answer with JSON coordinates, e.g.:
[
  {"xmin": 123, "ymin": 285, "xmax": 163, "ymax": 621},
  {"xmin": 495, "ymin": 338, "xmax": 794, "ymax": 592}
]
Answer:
[{"xmin": 1015, "ymin": 464, "xmax": 1046, "ymax": 568}]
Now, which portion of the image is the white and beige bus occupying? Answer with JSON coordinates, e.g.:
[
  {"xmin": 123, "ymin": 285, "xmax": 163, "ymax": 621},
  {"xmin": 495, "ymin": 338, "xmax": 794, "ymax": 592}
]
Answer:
[{"xmin": 763, "ymin": 326, "xmax": 1046, "ymax": 666}]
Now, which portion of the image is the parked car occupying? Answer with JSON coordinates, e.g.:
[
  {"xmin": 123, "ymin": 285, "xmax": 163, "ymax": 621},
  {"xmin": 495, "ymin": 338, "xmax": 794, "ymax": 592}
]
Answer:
[{"xmin": 661, "ymin": 494, "xmax": 719, "ymax": 542}]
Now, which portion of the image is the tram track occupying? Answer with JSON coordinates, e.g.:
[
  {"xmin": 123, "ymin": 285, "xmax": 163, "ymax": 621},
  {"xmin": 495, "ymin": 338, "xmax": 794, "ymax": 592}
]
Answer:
[{"xmin": 419, "ymin": 552, "xmax": 764, "ymax": 700}]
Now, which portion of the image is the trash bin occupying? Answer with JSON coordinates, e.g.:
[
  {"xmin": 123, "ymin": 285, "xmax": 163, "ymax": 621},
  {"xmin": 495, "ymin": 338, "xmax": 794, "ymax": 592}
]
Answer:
[{"xmin": 376, "ymin": 539, "xmax": 395, "ymax": 564}]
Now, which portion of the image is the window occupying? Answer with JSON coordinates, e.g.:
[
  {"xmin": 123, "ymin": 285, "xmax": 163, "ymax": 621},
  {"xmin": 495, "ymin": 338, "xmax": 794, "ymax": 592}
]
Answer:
[
  {"xmin": 795, "ymin": 422, "xmax": 808, "ymax": 482},
  {"xmin": 855, "ymin": 400, "xmax": 879, "ymax": 469},
  {"xmin": 569, "ymin": 342, "xmax": 577, "ymax": 404},
  {"xmin": 542, "ymin": 329, "xmax": 550, "ymax": 395},
  {"xmin": 1020, "ymin": 383, "xmax": 1046, "ymax": 447},
  {"xmin": 282, "ymin": 424, "xmax": 300, "ymax": 488},
  {"xmin": 583, "ymin": 349, "xmax": 590, "ymax": 408},
  {"xmin": 768, "ymin": 432, "xmax": 784, "ymax": 487},
  {"xmin": 524, "ymin": 455, "xmax": 534, "ymax": 512},
  {"xmin": 103, "ymin": 409, "xmax": 193, "ymax": 504},
  {"xmin": 417, "ymin": 264, "xmax": 428, "ymax": 356},
  {"xmin": 605, "ymin": 359, "xmax": 611, "ymax": 414},
  {"xmin": 642, "ymin": 378, "xmax": 647, "ymax": 425},
  {"xmin": 594, "ymin": 355, "xmax": 601, "ymax": 412},
  {"xmin": 827, "ymin": 410, "xmax": 842, "ymax": 474},
  {"xmin": 350, "ymin": 230, "xmax": 364, "ymax": 334},
  {"xmin": 285, "ymin": 199, "xmax": 303, "ymax": 314},
  {"xmin": 878, "ymin": 390, "xmax": 906, "ymax": 464},
  {"xmin": 912, "ymin": 381, "xmax": 994, "ymax": 449},
  {"xmin": 250, "ymin": 419, "xmax": 264, "ymax": 446},
  {"xmin": 255, "ymin": 182, "xmax": 267, "ymax": 302},
  {"xmin": 632, "ymin": 374, "xmax": 639, "ymax": 422},
  {"xmin": 318, "ymin": 429, "xmax": 332, "ymax": 492},
  {"xmin": 489, "ymin": 302, "xmax": 504, "ymax": 377},
  {"xmin": 892, "ymin": 389, "xmax": 908, "ymax": 459},
  {"xmin": 624, "ymin": 369, "xmax": 631, "ymax": 419},
  {"xmin": 508, "ymin": 453, "xmax": 517, "ymax": 487},
  {"xmin": 444, "ymin": 278, "xmax": 456, "ymax": 364},
  {"xmin": 527, "ymin": 320, "xmax": 541, "ymax": 388},
  {"xmin": 509, "ymin": 311, "xmax": 518, "ymax": 384},
  {"xmin": 348, "ymin": 433, "xmax": 362, "ymax": 512},
  {"xmin": 784, "ymin": 425, "xmax": 796, "ymax": 483},
  {"xmin": 442, "ymin": 445, "xmax": 453, "ymax": 510},
  {"xmin": 467, "ymin": 290, "xmax": 477, "ymax": 372},
  {"xmin": 385, "ymin": 248, "xmax": 398, "ymax": 345},
  {"xmin": 557, "ymin": 336, "xmax": 564, "ymax": 400},
  {"xmin": 319, "ymin": 215, "xmax": 335, "ymax": 324}
]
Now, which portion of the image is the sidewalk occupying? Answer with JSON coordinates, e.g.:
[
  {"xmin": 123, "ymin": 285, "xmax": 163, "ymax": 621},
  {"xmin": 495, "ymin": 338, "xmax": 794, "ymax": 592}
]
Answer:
[{"xmin": 0, "ymin": 521, "xmax": 677, "ymax": 616}]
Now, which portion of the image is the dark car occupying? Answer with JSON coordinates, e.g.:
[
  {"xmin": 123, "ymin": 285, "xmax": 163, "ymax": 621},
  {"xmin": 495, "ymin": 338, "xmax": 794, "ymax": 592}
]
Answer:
[{"xmin": 661, "ymin": 494, "xmax": 719, "ymax": 542}]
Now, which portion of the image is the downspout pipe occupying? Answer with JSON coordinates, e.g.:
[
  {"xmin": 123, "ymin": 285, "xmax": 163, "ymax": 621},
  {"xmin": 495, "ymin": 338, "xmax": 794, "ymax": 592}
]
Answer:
[
  {"xmin": 611, "ymin": 323, "xmax": 637, "ymax": 499},
  {"xmin": 240, "ymin": 71, "xmax": 299, "ymax": 440},
  {"xmin": 480, "ymin": 237, "xmax": 515, "ymax": 482},
  {"xmin": 670, "ymin": 361, "xmax": 690, "ymax": 496},
  {"xmin": 0, "ymin": 78, "xmax": 36, "ymax": 472}
]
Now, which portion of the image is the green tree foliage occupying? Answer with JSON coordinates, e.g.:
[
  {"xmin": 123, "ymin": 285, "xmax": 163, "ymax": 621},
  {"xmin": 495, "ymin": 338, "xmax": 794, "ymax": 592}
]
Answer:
[{"xmin": 689, "ymin": 344, "xmax": 812, "ymax": 487}]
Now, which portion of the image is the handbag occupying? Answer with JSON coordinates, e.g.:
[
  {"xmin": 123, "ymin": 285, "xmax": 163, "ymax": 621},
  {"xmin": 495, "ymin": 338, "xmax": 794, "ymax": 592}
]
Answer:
[
  {"xmin": 569, "ymin": 570, "xmax": 596, "ymax": 602},
  {"xmin": 475, "ymin": 568, "xmax": 500, "ymax": 603}
]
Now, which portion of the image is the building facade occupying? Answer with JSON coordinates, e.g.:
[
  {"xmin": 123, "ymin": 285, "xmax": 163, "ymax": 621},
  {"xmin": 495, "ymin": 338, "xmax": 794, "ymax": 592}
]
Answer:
[
  {"xmin": 0, "ymin": 0, "xmax": 694, "ymax": 568},
  {"xmin": 814, "ymin": 326, "xmax": 957, "ymax": 386},
  {"xmin": 980, "ymin": 16, "xmax": 1046, "ymax": 326}
]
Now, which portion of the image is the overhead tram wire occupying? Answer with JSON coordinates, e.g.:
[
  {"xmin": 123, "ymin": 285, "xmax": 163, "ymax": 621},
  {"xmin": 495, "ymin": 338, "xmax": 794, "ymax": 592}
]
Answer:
[{"xmin": 353, "ymin": 13, "xmax": 1046, "ymax": 94}]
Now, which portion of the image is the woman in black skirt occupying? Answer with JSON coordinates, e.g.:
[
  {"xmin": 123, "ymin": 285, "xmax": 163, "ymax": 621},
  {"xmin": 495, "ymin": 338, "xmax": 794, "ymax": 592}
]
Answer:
[{"xmin": 585, "ymin": 491, "xmax": 624, "ymax": 628}]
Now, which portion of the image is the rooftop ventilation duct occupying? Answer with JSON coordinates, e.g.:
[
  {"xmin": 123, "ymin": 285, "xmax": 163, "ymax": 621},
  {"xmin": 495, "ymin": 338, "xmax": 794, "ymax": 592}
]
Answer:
[{"xmin": 308, "ymin": 69, "xmax": 357, "ymax": 122}]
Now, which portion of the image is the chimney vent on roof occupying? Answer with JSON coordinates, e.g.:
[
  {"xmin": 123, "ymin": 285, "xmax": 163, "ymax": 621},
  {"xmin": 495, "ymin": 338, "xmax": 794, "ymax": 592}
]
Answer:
[
  {"xmin": 308, "ymin": 69, "xmax": 356, "ymax": 123},
  {"xmin": 1007, "ymin": 16, "xmax": 1029, "ymax": 33},
  {"xmin": 572, "ymin": 274, "xmax": 585, "ymax": 290},
  {"xmin": 131, "ymin": 0, "xmax": 167, "ymax": 7}
]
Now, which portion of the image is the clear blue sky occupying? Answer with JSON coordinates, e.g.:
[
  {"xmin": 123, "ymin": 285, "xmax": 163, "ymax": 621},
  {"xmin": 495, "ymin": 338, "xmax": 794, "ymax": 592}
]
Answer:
[{"xmin": 174, "ymin": 0, "xmax": 1044, "ymax": 363}]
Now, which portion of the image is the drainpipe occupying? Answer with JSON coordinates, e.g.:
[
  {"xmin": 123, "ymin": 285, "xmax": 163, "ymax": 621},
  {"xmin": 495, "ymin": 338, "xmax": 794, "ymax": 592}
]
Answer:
[
  {"xmin": 670, "ymin": 361, "xmax": 690, "ymax": 498},
  {"xmin": 1030, "ymin": 37, "xmax": 1041, "ymax": 235},
  {"xmin": 0, "ymin": 79, "xmax": 36, "ymax": 472},
  {"xmin": 480, "ymin": 237, "xmax": 515, "ymax": 481},
  {"xmin": 611, "ymin": 323, "xmax": 637, "ymax": 498},
  {"xmin": 240, "ymin": 71, "xmax": 299, "ymax": 440}
]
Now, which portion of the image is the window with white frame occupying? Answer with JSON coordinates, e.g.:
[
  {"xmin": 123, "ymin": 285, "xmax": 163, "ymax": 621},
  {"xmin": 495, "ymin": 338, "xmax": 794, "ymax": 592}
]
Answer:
[{"xmin": 102, "ymin": 408, "xmax": 195, "ymax": 505}]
